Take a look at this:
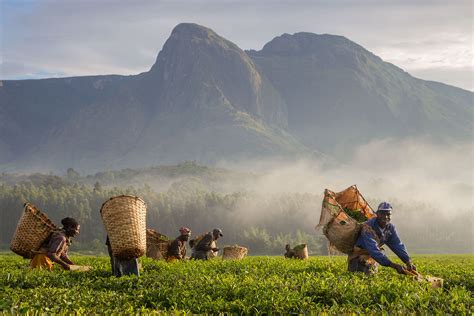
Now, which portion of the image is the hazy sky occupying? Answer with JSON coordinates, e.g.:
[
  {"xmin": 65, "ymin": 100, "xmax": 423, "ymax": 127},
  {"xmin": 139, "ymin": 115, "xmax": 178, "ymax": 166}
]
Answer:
[{"xmin": 1, "ymin": 0, "xmax": 472, "ymax": 90}]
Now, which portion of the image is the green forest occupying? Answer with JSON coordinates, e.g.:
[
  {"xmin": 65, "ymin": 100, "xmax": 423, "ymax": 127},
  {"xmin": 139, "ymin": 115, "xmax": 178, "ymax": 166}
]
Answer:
[{"xmin": 1, "ymin": 163, "xmax": 472, "ymax": 255}]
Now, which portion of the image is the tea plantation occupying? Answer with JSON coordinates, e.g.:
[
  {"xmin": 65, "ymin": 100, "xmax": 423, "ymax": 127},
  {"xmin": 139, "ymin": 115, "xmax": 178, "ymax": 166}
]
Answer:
[{"xmin": 1, "ymin": 254, "xmax": 472, "ymax": 314}]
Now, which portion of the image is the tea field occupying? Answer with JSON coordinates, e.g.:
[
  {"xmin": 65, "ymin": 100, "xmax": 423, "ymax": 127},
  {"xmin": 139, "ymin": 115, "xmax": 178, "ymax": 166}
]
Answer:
[{"xmin": 1, "ymin": 254, "xmax": 472, "ymax": 314}]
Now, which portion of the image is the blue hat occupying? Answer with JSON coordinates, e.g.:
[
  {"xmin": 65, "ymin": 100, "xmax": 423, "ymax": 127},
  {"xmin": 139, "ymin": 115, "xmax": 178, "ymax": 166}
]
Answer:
[{"xmin": 377, "ymin": 202, "xmax": 393, "ymax": 212}]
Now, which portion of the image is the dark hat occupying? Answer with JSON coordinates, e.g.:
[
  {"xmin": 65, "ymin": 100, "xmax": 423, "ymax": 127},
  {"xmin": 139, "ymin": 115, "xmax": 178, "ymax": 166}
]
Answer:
[
  {"xmin": 61, "ymin": 217, "xmax": 79, "ymax": 228},
  {"xmin": 212, "ymin": 228, "xmax": 223, "ymax": 237}
]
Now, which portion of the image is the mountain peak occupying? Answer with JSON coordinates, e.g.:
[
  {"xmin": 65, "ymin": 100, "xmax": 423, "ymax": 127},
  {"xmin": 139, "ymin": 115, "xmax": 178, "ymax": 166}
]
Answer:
[
  {"xmin": 259, "ymin": 32, "xmax": 371, "ymax": 58},
  {"xmin": 170, "ymin": 23, "xmax": 217, "ymax": 40},
  {"xmin": 149, "ymin": 23, "xmax": 239, "ymax": 74},
  {"xmin": 1, "ymin": 24, "xmax": 471, "ymax": 173},
  {"xmin": 146, "ymin": 23, "xmax": 288, "ymax": 127}
]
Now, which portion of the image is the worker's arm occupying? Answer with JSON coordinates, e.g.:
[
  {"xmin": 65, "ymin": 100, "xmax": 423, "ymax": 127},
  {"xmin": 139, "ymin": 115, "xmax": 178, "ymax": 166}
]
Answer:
[
  {"xmin": 385, "ymin": 225, "xmax": 414, "ymax": 269},
  {"xmin": 360, "ymin": 229, "xmax": 392, "ymax": 266},
  {"xmin": 46, "ymin": 235, "xmax": 71, "ymax": 270},
  {"xmin": 60, "ymin": 250, "xmax": 74, "ymax": 265},
  {"xmin": 168, "ymin": 239, "xmax": 182, "ymax": 259}
]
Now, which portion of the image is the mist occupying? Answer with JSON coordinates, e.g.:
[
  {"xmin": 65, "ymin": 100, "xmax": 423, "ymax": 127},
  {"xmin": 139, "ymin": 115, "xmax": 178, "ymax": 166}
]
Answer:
[
  {"xmin": 216, "ymin": 138, "xmax": 472, "ymax": 211},
  {"xmin": 1, "ymin": 137, "xmax": 472, "ymax": 254},
  {"xmin": 98, "ymin": 137, "xmax": 473, "ymax": 253},
  {"xmin": 208, "ymin": 137, "xmax": 473, "ymax": 253}
]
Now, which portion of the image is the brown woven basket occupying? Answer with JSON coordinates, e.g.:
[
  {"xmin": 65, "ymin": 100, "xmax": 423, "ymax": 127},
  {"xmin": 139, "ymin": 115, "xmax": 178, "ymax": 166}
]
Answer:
[
  {"xmin": 10, "ymin": 203, "xmax": 58, "ymax": 259},
  {"xmin": 323, "ymin": 211, "xmax": 362, "ymax": 254},
  {"xmin": 100, "ymin": 195, "xmax": 147, "ymax": 259},
  {"xmin": 222, "ymin": 245, "xmax": 248, "ymax": 260},
  {"xmin": 293, "ymin": 244, "xmax": 309, "ymax": 259},
  {"xmin": 146, "ymin": 229, "xmax": 170, "ymax": 260},
  {"xmin": 318, "ymin": 186, "xmax": 372, "ymax": 254}
]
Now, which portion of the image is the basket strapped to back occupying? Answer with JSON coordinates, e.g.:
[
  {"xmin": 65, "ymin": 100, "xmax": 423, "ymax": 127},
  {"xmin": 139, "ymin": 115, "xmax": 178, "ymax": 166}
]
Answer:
[
  {"xmin": 146, "ymin": 229, "xmax": 170, "ymax": 260},
  {"xmin": 189, "ymin": 233, "xmax": 207, "ymax": 249},
  {"xmin": 100, "ymin": 195, "xmax": 147, "ymax": 259},
  {"xmin": 317, "ymin": 185, "xmax": 375, "ymax": 254},
  {"xmin": 10, "ymin": 203, "xmax": 58, "ymax": 259},
  {"xmin": 293, "ymin": 244, "xmax": 309, "ymax": 259}
]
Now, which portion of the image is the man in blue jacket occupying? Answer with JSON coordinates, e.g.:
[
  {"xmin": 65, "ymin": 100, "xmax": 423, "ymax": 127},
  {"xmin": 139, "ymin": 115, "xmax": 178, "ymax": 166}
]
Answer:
[{"xmin": 348, "ymin": 202, "xmax": 416, "ymax": 275}]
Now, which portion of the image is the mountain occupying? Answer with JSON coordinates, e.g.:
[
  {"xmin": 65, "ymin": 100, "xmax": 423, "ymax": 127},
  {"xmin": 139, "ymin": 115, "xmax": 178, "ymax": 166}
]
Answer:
[
  {"xmin": 247, "ymin": 33, "xmax": 472, "ymax": 153},
  {"xmin": 0, "ymin": 23, "xmax": 472, "ymax": 173},
  {"xmin": 0, "ymin": 24, "xmax": 305, "ymax": 172}
]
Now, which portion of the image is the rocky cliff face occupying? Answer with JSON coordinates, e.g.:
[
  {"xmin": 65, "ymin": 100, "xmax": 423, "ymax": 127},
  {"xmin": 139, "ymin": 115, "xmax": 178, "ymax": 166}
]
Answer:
[
  {"xmin": 248, "ymin": 32, "xmax": 472, "ymax": 152},
  {"xmin": 0, "ymin": 24, "xmax": 304, "ymax": 172},
  {"xmin": 147, "ymin": 23, "xmax": 288, "ymax": 127},
  {"xmin": 0, "ymin": 23, "xmax": 472, "ymax": 172}
]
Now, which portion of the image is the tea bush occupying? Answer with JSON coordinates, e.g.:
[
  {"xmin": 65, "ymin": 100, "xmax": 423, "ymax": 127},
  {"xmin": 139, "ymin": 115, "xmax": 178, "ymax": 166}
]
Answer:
[{"xmin": 1, "ymin": 254, "xmax": 472, "ymax": 314}]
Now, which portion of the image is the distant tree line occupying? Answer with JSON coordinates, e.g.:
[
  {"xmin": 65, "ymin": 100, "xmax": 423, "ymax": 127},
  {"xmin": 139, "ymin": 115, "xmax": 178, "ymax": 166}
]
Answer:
[
  {"xmin": 0, "ymin": 180, "xmax": 327, "ymax": 255},
  {"xmin": 1, "ymin": 171, "xmax": 472, "ymax": 255}
]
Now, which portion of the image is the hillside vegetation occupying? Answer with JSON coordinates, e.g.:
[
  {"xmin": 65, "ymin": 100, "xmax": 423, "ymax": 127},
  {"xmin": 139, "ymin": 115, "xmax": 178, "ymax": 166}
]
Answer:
[{"xmin": 1, "ymin": 163, "xmax": 472, "ymax": 254}]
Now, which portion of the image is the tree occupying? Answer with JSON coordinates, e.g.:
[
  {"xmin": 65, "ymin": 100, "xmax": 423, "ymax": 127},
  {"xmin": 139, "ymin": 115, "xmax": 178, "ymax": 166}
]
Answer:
[{"xmin": 66, "ymin": 168, "xmax": 80, "ymax": 180}]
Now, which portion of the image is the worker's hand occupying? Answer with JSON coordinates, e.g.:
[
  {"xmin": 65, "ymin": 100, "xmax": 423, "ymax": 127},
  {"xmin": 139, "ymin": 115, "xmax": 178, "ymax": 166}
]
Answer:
[
  {"xmin": 390, "ymin": 262, "xmax": 405, "ymax": 274},
  {"xmin": 406, "ymin": 261, "xmax": 416, "ymax": 271}
]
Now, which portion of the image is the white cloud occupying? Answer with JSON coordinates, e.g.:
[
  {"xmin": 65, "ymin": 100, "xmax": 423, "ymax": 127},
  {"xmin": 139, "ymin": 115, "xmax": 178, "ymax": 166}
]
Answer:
[{"xmin": 1, "ymin": 0, "xmax": 472, "ymax": 90}]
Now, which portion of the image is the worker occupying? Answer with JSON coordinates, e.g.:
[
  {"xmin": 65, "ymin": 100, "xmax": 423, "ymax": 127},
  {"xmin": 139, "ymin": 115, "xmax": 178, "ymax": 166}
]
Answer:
[
  {"xmin": 190, "ymin": 228, "xmax": 223, "ymax": 260},
  {"xmin": 348, "ymin": 202, "xmax": 416, "ymax": 275},
  {"xmin": 167, "ymin": 227, "xmax": 191, "ymax": 261},
  {"xmin": 284, "ymin": 244, "xmax": 297, "ymax": 258},
  {"xmin": 106, "ymin": 235, "xmax": 140, "ymax": 277},
  {"xmin": 30, "ymin": 217, "xmax": 80, "ymax": 270}
]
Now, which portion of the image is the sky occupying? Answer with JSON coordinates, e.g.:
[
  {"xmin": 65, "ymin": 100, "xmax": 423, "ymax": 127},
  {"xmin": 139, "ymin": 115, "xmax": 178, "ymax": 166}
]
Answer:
[{"xmin": 0, "ymin": 0, "xmax": 472, "ymax": 91}]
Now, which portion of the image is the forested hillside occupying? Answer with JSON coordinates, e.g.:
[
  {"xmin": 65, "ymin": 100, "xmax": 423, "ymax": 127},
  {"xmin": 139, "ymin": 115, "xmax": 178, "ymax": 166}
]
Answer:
[{"xmin": 1, "ymin": 163, "xmax": 471, "ymax": 255}]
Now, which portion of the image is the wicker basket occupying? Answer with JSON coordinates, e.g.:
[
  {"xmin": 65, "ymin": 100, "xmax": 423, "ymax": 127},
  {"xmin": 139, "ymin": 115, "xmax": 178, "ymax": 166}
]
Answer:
[
  {"xmin": 293, "ymin": 244, "xmax": 309, "ymax": 259},
  {"xmin": 323, "ymin": 211, "xmax": 362, "ymax": 254},
  {"xmin": 318, "ymin": 186, "xmax": 373, "ymax": 254},
  {"xmin": 100, "ymin": 195, "xmax": 147, "ymax": 259},
  {"xmin": 10, "ymin": 203, "xmax": 58, "ymax": 259},
  {"xmin": 222, "ymin": 245, "xmax": 248, "ymax": 260},
  {"xmin": 146, "ymin": 229, "xmax": 170, "ymax": 260}
]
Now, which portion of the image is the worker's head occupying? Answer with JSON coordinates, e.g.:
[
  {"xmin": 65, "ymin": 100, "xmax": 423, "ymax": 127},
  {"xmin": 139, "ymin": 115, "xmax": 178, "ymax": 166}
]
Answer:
[
  {"xmin": 376, "ymin": 202, "xmax": 392, "ymax": 228},
  {"xmin": 179, "ymin": 227, "xmax": 191, "ymax": 241},
  {"xmin": 212, "ymin": 228, "xmax": 223, "ymax": 239},
  {"xmin": 61, "ymin": 217, "xmax": 80, "ymax": 237},
  {"xmin": 285, "ymin": 244, "xmax": 291, "ymax": 252}
]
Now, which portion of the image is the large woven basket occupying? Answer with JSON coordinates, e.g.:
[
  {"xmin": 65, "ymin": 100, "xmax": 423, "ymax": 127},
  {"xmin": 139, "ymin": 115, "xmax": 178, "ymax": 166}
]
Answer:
[
  {"xmin": 146, "ymin": 229, "xmax": 170, "ymax": 260},
  {"xmin": 10, "ymin": 203, "xmax": 58, "ymax": 259},
  {"xmin": 324, "ymin": 211, "xmax": 362, "ymax": 254},
  {"xmin": 293, "ymin": 244, "xmax": 309, "ymax": 259},
  {"xmin": 318, "ymin": 186, "xmax": 374, "ymax": 254},
  {"xmin": 100, "ymin": 195, "xmax": 147, "ymax": 259},
  {"xmin": 222, "ymin": 245, "xmax": 248, "ymax": 260}
]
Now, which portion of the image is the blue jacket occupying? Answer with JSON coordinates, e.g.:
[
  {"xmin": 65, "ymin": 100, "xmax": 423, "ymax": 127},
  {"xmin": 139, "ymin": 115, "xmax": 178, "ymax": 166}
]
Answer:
[{"xmin": 355, "ymin": 217, "xmax": 410, "ymax": 266}]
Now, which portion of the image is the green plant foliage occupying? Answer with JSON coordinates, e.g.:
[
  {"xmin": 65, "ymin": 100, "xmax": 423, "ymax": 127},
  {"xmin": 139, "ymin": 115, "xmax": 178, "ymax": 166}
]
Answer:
[
  {"xmin": 1, "ymin": 254, "xmax": 472, "ymax": 314},
  {"xmin": 344, "ymin": 208, "xmax": 368, "ymax": 223},
  {"xmin": 293, "ymin": 244, "xmax": 306, "ymax": 251}
]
